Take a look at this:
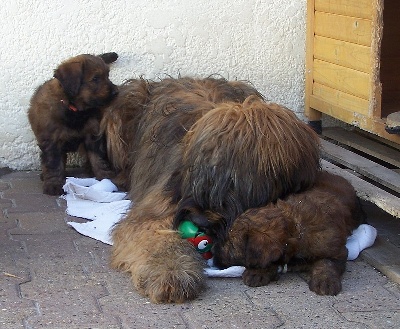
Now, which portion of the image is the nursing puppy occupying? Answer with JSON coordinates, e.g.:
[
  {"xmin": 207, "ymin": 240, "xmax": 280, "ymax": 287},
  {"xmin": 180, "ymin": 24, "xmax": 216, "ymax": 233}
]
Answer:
[
  {"xmin": 212, "ymin": 171, "xmax": 365, "ymax": 296},
  {"xmin": 28, "ymin": 53, "xmax": 119, "ymax": 195},
  {"xmin": 104, "ymin": 77, "xmax": 321, "ymax": 303}
]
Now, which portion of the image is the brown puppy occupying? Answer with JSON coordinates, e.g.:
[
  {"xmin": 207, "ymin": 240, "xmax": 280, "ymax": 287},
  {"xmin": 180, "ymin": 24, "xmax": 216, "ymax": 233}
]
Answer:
[
  {"xmin": 28, "ymin": 53, "xmax": 119, "ymax": 195},
  {"xmin": 212, "ymin": 171, "xmax": 365, "ymax": 296},
  {"xmin": 102, "ymin": 78, "xmax": 321, "ymax": 303}
]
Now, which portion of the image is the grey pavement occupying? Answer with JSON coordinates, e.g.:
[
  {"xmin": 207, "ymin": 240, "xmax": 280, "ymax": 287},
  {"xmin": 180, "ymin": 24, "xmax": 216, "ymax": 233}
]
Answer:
[{"xmin": 1, "ymin": 170, "xmax": 399, "ymax": 329}]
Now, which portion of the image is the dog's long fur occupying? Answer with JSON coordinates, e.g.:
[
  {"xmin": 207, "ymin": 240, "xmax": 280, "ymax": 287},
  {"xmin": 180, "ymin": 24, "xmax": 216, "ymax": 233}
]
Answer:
[
  {"xmin": 173, "ymin": 99, "xmax": 322, "ymax": 238},
  {"xmin": 212, "ymin": 171, "xmax": 365, "ymax": 296},
  {"xmin": 28, "ymin": 53, "xmax": 118, "ymax": 195},
  {"xmin": 104, "ymin": 77, "xmax": 321, "ymax": 303}
]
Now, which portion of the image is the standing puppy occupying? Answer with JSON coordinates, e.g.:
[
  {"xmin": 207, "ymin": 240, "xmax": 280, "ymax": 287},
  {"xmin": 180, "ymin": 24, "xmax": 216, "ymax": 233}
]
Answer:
[{"xmin": 28, "ymin": 53, "xmax": 119, "ymax": 195}]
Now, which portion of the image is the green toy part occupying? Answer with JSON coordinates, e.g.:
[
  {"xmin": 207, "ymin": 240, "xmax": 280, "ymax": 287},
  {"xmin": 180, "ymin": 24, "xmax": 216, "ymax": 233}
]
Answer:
[{"xmin": 178, "ymin": 220, "xmax": 199, "ymax": 239}]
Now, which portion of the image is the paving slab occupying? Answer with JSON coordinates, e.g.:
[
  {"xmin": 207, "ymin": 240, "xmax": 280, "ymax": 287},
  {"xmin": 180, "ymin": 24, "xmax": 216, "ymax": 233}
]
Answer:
[{"xmin": 0, "ymin": 171, "xmax": 399, "ymax": 329}]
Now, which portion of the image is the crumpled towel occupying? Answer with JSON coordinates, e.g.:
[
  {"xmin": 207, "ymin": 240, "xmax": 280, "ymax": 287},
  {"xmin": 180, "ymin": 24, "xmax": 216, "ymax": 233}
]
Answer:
[
  {"xmin": 64, "ymin": 177, "xmax": 377, "ymax": 277},
  {"xmin": 63, "ymin": 177, "xmax": 131, "ymax": 245},
  {"xmin": 63, "ymin": 177, "xmax": 127, "ymax": 203}
]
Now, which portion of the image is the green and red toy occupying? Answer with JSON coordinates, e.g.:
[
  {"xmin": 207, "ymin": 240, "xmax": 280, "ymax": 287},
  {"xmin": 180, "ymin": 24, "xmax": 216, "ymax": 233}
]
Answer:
[{"xmin": 178, "ymin": 220, "xmax": 213, "ymax": 260}]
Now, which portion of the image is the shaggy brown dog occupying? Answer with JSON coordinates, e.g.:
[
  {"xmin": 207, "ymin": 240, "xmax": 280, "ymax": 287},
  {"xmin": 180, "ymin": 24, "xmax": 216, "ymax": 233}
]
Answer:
[
  {"xmin": 212, "ymin": 171, "xmax": 365, "ymax": 296},
  {"xmin": 104, "ymin": 77, "xmax": 321, "ymax": 303},
  {"xmin": 28, "ymin": 53, "xmax": 119, "ymax": 195}
]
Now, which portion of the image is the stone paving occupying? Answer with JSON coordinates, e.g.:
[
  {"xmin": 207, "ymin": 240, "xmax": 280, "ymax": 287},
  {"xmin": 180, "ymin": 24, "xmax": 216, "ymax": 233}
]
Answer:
[{"xmin": 1, "ymin": 170, "xmax": 399, "ymax": 329}]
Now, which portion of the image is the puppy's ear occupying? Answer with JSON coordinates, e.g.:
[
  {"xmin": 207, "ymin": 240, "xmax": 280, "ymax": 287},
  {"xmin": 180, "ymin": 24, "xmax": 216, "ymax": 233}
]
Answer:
[
  {"xmin": 245, "ymin": 217, "xmax": 289, "ymax": 268},
  {"xmin": 99, "ymin": 52, "xmax": 118, "ymax": 64},
  {"xmin": 54, "ymin": 61, "xmax": 83, "ymax": 99}
]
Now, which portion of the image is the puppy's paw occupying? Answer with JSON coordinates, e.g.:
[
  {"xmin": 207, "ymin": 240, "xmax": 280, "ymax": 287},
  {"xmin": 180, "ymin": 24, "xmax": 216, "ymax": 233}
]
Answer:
[
  {"xmin": 308, "ymin": 258, "xmax": 345, "ymax": 296},
  {"xmin": 309, "ymin": 275, "xmax": 342, "ymax": 296},
  {"xmin": 95, "ymin": 169, "xmax": 116, "ymax": 181},
  {"xmin": 43, "ymin": 181, "xmax": 64, "ymax": 195},
  {"xmin": 242, "ymin": 267, "xmax": 279, "ymax": 287}
]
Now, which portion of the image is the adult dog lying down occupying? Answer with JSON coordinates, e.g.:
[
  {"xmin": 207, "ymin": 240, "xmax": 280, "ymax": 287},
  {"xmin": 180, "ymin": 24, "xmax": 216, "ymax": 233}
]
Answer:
[{"xmin": 103, "ymin": 77, "xmax": 320, "ymax": 303}]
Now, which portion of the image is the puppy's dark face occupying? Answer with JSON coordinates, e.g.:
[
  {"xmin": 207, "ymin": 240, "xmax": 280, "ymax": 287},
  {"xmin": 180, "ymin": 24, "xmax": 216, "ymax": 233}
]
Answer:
[
  {"xmin": 173, "ymin": 199, "xmax": 290, "ymax": 270},
  {"xmin": 212, "ymin": 206, "xmax": 290, "ymax": 270},
  {"xmin": 54, "ymin": 54, "xmax": 118, "ymax": 111}
]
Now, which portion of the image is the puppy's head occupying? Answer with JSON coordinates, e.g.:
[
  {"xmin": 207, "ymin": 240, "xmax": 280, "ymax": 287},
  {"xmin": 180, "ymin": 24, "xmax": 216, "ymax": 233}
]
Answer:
[
  {"xmin": 54, "ymin": 53, "xmax": 118, "ymax": 111},
  {"xmin": 213, "ymin": 206, "xmax": 291, "ymax": 269}
]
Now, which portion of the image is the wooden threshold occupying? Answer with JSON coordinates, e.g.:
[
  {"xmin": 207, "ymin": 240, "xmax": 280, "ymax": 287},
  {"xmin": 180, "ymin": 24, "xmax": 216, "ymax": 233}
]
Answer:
[
  {"xmin": 319, "ymin": 128, "xmax": 400, "ymax": 218},
  {"xmin": 323, "ymin": 127, "xmax": 400, "ymax": 167},
  {"xmin": 321, "ymin": 159, "xmax": 400, "ymax": 218}
]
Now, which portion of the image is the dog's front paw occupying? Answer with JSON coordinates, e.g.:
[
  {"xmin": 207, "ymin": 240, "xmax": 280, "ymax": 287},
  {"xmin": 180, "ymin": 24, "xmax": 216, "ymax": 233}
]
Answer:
[
  {"xmin": 242, "ymin": 267, "xmax": 280, "ymax": 287},
  {"xmin": 43, "ymin": 181, "xmax": 64, "ymax": 195},
  {"xmin": 140, "ymin": 256, "xmax": 205, "ymax": 303},
  {"xmin": 309, "ymin": 274, "xmax": 342, "ymax": 296},
  {"xmin": 111, "ymin": 219, "xmax": 205, "ymax": 303}
]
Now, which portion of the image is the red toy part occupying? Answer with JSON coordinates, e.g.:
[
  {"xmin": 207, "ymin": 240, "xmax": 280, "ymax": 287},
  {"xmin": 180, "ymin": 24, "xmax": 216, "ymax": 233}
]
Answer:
[
  {"xmin": 187, "ymin": 234, "xmax": 213, "ymax": 259},
  {"xmin": 201, "ymin": 251, "xmax": 213, "ymax": 260}
]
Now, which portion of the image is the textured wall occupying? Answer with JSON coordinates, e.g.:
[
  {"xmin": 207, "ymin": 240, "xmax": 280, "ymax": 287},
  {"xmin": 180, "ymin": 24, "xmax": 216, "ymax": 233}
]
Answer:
[{"xmin": 0, "ymin": 0, "xmax": 306, "ymax": 170}]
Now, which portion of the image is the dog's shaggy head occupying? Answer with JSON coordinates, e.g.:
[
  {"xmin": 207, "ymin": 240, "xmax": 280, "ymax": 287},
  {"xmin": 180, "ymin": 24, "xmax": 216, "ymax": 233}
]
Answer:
[
  {"xmin": 173, "ymin": 97, "xmax": 320, "ymax": 236},
  {"xmin": 53, "ymin": 53, "xmax": 118, "ymax": 112}
]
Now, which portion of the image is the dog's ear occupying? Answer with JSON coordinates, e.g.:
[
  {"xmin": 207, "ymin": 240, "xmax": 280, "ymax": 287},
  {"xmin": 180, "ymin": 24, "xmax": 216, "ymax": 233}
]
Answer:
[
  {"xmin": 98, "ymin": 52, "xmax": 118, "ymax": 64},
  {"xmin": 173, "ymin": 198, "xmax": 210, "ymax": 230},
  {"xmin": 53, "ymin": 60, "xmax": 83, "ymax": 99}
]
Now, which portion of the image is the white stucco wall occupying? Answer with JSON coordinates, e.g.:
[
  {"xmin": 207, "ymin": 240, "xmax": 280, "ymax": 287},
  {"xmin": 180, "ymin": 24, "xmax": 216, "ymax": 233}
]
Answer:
[{"xmin": 0, "ymin": 0, "xmax": 307, "ymax": 170}]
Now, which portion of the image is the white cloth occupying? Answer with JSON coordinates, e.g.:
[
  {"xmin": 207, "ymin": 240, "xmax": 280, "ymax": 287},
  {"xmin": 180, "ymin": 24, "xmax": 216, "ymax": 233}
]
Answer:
[
  {"xmin": 63, "ymin": 178, "xmax": 130, "ymax": 245},
  {"xmin": 64, "ymin": 177, "xmax": 377, "ymax": 277},
  {"xmin": 346, "ymin": 224, "xmax": 377, "ymax": 261}
]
